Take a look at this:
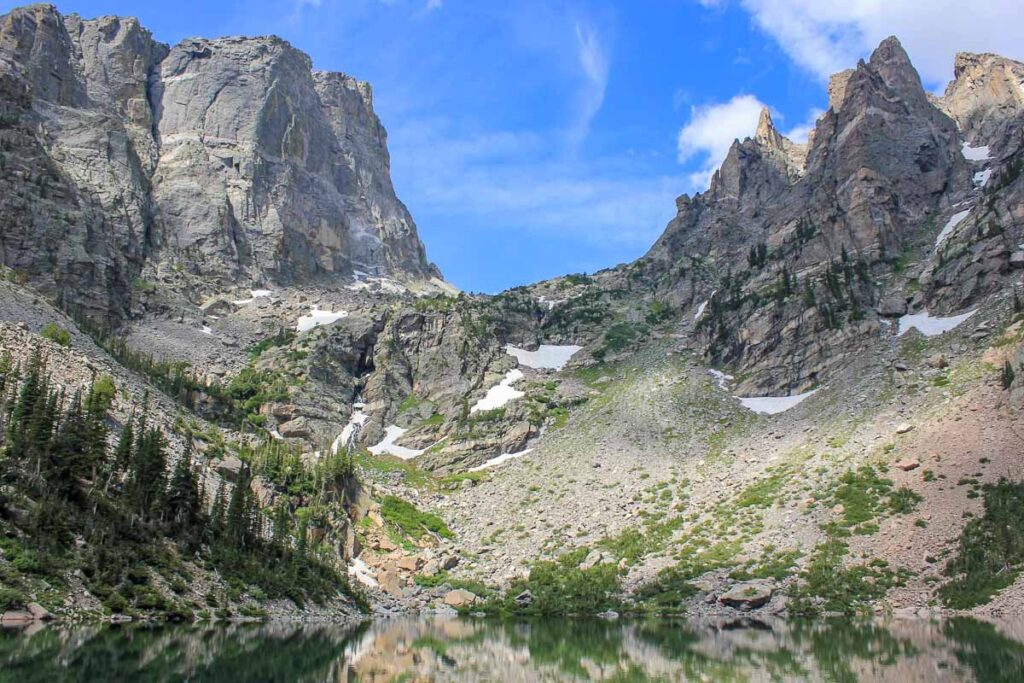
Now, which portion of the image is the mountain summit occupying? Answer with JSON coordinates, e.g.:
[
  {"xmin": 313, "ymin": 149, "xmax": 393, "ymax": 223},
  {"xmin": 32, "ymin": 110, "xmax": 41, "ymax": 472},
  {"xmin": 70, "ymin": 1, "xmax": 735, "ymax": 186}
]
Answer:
[{"xmin": 0, "ymin": 4, "xmax": 440, "ymax": 321}]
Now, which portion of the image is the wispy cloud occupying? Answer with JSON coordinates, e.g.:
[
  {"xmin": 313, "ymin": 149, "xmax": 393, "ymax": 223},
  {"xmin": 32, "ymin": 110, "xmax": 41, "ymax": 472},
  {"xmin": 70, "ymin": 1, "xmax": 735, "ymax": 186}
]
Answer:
[
  {"xmin": 388, "ymin": 119, "xmax": 682, "ymax": 252},
  {"xmin": 677, "ymin": 94, "xmax": 765, "ymax": 189},
  {"xmin": 709, "ymin": 0, "xmax": 1024, "ymax": 86},
  {"xmin": 569, "ymin": 20, "xmax": 610, "ymax": 147},
  {"xmin": 426, "ymin": 0, "xmax": 442, "ymax": 9}
]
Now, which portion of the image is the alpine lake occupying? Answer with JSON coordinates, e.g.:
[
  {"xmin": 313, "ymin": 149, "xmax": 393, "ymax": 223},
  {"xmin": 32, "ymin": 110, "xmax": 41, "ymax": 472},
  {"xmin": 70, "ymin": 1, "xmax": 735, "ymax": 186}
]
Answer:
[{"xmin": 2, "ymin": 615, "xmax": 1024, "ymax": 682}]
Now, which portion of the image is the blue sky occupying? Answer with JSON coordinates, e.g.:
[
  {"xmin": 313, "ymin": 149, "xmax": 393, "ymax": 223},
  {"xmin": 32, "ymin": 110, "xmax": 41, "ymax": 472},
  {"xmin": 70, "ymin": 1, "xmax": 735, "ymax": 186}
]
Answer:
[{"xmin": 6, "ymin": 1, "xmax": 1023, "ymax": 292}]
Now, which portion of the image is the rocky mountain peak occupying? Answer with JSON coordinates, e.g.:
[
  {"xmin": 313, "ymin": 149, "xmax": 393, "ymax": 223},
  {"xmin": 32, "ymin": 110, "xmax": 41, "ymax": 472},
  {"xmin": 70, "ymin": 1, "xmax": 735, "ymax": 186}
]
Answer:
[
  {"xmin": 940, "ymin": 51, "xmax": 1024, "ymax": 143},
  {"xmin": 754, "ymin": 107, "xmax": 781, "ymax": 146}
]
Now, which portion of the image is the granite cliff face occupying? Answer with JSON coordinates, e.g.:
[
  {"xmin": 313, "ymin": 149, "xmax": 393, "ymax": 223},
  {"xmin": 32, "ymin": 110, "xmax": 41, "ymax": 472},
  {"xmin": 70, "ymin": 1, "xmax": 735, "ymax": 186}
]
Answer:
[
  {"xmin": 0, "ymin": 4, "xmax": 439, "ymax": 322},
  {"xmin": 638, "ymin": 37, "xmax": 1023, "ymax": 394}
]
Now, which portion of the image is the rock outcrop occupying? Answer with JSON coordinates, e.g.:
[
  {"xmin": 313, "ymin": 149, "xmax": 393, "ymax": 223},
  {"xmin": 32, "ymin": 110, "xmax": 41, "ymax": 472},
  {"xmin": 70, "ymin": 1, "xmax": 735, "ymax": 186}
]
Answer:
[
  {"xmin": 642, "ymin": 36, "xmax": 989, "ymax": 393},
  {"xmin": 0, "ymin": 4, "xmax": 440, "ymax": 322}
]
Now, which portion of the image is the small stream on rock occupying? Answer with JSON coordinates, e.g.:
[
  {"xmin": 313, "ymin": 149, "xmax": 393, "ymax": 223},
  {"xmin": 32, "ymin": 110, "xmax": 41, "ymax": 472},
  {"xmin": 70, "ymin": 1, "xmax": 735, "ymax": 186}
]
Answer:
[{"xmin": 3, "ymin": 615, "xmax": 1024, "ymax": 681}]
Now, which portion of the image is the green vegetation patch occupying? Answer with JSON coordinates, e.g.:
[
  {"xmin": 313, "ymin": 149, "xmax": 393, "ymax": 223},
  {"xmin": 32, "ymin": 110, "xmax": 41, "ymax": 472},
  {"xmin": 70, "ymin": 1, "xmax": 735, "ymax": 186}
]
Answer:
[
  {"xmin": 379, "ymin": 496, "xmax": 453, "ymax": 540},
  {"xmin": 788, "ymin": 537, "xmax": 910, "ymax": 616},
  {"xmin": 940, "ymin": 479, "xmax": 1024, "ymax": 609}
]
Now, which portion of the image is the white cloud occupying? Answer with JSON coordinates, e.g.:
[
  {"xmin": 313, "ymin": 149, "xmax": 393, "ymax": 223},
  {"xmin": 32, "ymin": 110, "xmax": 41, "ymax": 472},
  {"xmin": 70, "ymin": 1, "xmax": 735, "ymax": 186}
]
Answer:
[
  {"xmin": 724, "ymin": 0, "xmax": 1024, "ymax": 86},
  {"xmin": 783, "ymin": 107, "xmax": 825, "ymax": 143},
  {"xmin": 677, "ymin": 94, "xmax": 766, "ymax": 188},
  {"xmin": 426, "ymin": 0, "xmax": 442, "ymax": 9},
  {"xmin": 569, "ymin": 21, "xmax": 610, "ymax": 145}
]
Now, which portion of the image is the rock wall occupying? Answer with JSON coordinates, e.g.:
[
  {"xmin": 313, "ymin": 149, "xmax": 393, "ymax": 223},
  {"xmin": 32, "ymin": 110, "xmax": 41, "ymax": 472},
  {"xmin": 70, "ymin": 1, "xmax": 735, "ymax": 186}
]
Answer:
[{"xmin": 0, "ymin": 4, "xmax": 440, "ymax": 322}]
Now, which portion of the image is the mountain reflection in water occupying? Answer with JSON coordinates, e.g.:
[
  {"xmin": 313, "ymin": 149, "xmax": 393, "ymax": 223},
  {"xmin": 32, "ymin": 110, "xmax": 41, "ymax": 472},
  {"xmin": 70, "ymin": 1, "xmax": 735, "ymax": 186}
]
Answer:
[{"xmin": 2, "ymin": 616, "xmax": 1023, "ymax": 682}]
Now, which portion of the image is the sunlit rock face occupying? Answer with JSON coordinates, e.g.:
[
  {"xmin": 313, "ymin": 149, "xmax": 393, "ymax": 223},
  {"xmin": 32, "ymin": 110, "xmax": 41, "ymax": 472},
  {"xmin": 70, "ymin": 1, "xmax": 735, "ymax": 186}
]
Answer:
[{"xmin": 0, "ymin": 4, "xmax": 440, "ymax": 321}]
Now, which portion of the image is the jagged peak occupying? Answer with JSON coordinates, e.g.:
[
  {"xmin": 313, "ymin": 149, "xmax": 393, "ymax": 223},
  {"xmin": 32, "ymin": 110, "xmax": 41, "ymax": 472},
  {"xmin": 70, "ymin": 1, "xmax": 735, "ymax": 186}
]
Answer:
[
  {"xmin": 869, "ymin": 35, "xmax": 912, "ymax": 68},
  {"xmin": 754, "ymin": 107, "xmax": 778, "ymax": 142}
]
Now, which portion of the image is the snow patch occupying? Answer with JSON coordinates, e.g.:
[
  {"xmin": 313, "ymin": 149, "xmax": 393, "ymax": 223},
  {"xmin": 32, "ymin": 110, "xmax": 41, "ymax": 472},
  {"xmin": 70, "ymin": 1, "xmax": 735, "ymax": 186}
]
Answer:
[
  {"xmin": 471, "ymin": 369, "xmax": 524, "ymax": 413},
  {"xmin": 232, "ymin": 289, "xmax": 272, "ymax": 305},
  {"xmin": 962, "ymin": 142, "xmax": 991, "ymax": 161},
  {"xmin": 368, "ymin": 425, "xmax": 425, "ymax": 460},
  {"xmin": 708, "ymin": 369, "xmax": 733, "ymax": 390},
  {"xmin": 296, "ymin": 308, "xmax": 349, "ymax": 333},
  {"xmin": 694, "ymin": 300, "xmax": 708, "ymax": 321},
  {"xmin": 897, "ymin": 309, "xmax": 976, "ymax": 337},
  {"xmin": 348, "ymin": 558, "xmax": 378, "ymax": 588},
  {"xmin": 973, "ymin": 169, "xmax": 992, "ymax": 187},
  {"xmin": 469, "ymin": 449, "xmax": 533, "ymax": 472},
  {"xmin": 736, "ymin": 390, "xmax": 818, "ymax": 415},
  {"xmin": 505, "ymin": 344, "xmax": 581, "ymax": 370},
  {"xmin": 270, "ymin": 429, "xmax": 283, "ymax": 441},
  {"xmin": 201, "ymin": 325, "xmax": 213, "ymax": 335},
  {"xmin": 934, "ymin": 209, "xmax": 971, "ymax": 250}
]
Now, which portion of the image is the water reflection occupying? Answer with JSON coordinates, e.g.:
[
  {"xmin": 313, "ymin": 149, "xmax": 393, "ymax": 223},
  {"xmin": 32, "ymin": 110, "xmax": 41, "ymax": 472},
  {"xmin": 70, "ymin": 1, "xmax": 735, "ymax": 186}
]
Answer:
[{"xmin": 2, "ymin": 616, "xmax": 1022, "ymax": 682}]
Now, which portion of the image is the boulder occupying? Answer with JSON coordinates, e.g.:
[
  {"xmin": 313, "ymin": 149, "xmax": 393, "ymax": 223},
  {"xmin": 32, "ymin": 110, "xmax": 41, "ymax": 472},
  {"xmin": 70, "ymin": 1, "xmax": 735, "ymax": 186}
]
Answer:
[
  {"xmin": 895, "ymin": 423, "xmax": 915, "ymax": 435},
  {"xmin": 0, "ymin": 610, "xmax": 34, "ymax": 624},
  {"xmin": 26, "ymin": 603, "xmax": 53, "ymax": 621},
  {"xmin": 719, "ymin": 582, "xmax": 774, "ymax": 609},
  {"xmin": 578, "ymin": 550, "xmax": 604, "ymax": 571},
  {"xmin": 876, "ymin": 296, "xmax": 907, "ymax": 317},
  {"xmin": 443, "ymin": 589, "xmax": 478, "ymax": 608},
  {"xmin": 1010, "ymin": 251, "xmax": 1024, "ymax": 268},
  {"xmin": 215, "ymin": 456, "xmax": 244, "ymax": 481},
  {"xmin": 895, "ymin": 458, "xmax": 920, "ymax": 471},
  {"xmin": 377, "ymin": 569, "xmax": 403, "ymax": 597},
  {"xmin": 278, "ymin": 417, "xmax": 313, "ymax": 440},
  {"xmin": 397, "ymin": 556, "xmax": 422, "ymax": 572},
  {"xmin": 514, "ymin": 590, "xmax": 534, "ymax": 607}
]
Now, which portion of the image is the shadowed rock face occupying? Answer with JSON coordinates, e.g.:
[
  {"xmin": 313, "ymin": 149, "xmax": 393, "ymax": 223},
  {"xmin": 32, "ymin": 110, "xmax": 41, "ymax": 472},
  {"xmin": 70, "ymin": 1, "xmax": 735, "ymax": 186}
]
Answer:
[{"xmin": 0, "ymin": 4, "xmax": 439, "ymax": 321}]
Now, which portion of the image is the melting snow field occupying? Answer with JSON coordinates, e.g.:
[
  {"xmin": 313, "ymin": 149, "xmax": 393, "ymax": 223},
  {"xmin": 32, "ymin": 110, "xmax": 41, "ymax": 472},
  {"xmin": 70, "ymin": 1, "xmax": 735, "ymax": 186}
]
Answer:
[
  {"xmin": 505, "ymin": 344, "xmax": 581, "ymax": 370},
  {"xmin": 736, "ymin": 390, "xmax": 818, "ymax": 415},
  {"xmin": 332, "ymin": 404, "xmax": 369, "ymax": 455},
  {"xmin": 368, "ymin": 425, "xmax": 425, "ymax": 460},
  {"xmin": 974, "ymin": 169, "xmax": 992, "ymax": 187},
  {"xmin": 296, "ymin": 308, "xmax": 349, "ymax": 332},
  {"xmin": 471, "ymin": 369, "xmax": 525, "ymax": 412},
  {"xmin": 935, "ymin": 209, "xmax": 972, "ymax": 250},
  {"xmin": 962, "ymin": 142, "xmax": 992, "ymax": 161},
  {"xmin": 469, "ymin": 448, "xmax": 533, "ymax": 472},
  {"xmin": 898, "ymin": 309, "xmax": 976, "ymax": 337},
  {"xmin": 232, "ymin": 289, "xmax": 272, "ymax": 305}
]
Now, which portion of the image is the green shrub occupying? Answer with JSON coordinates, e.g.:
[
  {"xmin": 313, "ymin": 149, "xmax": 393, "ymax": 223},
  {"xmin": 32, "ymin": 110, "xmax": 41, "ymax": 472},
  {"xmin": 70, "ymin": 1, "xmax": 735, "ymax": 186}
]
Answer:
[
  {"xmin": 487, "ymin": 548, "xmax": 619, "ymax": 616},
  {"xmin": 0, "ymin": 587, "xmax": 26, "ymax": 611},
  {"xmin": 788, "ymin": 538, "xmax": 908, "ymax": 615},
  {"xmin": 940, "ymin": 479, "xmax": 1024, "ymax": 608},
  {"xmin": 889, "ymin": 487, "xmax": 924, "ymax": 515},
  {"xmin": 380, "ymin": 496, "xmax": 453, "ymax": 540},
  {"xmin": 40, "ymin": 322, "xmax": 71, "ymax": 346}
]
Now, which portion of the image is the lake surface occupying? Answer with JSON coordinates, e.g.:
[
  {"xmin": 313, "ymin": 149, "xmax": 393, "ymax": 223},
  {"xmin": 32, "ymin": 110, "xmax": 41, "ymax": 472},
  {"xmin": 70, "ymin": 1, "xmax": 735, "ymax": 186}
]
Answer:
[{"xmin": 2, "ymin": 615, "xmax": 1023, "ymax": 681}]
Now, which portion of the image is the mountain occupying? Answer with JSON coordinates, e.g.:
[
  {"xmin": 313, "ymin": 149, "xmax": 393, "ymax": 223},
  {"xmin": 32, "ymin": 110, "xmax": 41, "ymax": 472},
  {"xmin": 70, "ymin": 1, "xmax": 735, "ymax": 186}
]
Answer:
[
  {"xmin": 0, "ymin": 4, "xmax": 440, "ymax": 324},
  {"xmin": 1, "ymin": 8, "xmax": 1023, "ymax": 625}
]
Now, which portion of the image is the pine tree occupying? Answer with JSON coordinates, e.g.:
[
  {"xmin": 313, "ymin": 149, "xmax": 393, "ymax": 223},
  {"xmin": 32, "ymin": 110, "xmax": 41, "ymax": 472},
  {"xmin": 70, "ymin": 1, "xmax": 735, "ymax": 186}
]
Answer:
[
  {"xmin": 128, "ymin": 423, "xmax": 167, "ymax": 520},
  {"xmin": 225, "ymin": 469, "xmax": 254, "ymax": 549},
  {"xmin": 272, "ymin": 501, "xmax": 291, "ymax": 547},
  {"xmin": 82, "ymin": 375, "xmax": 115, "ymax": 481},
  {"xmin": 211, "ymin": 481, "xmax": 227, "ymax": 535},
  {"xmin": 164, "ymin": 438, "xmax": 200, "ymax": 532}
]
